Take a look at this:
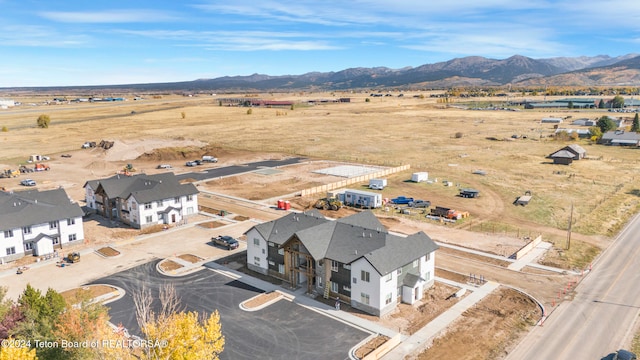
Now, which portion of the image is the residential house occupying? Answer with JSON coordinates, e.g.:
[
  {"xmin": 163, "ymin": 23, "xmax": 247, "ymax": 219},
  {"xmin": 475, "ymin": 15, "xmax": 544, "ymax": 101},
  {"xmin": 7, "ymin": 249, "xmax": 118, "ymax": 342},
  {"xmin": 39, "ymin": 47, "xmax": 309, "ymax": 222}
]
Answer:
[
  {"xmin": 599, "ymin": 130, "xmax": 640, "ymax": 146},
  {"xmin": 84, "ymin": 172, "xmax": 198, "ymax": 229},
  {"xmin": 0, "ymin": 188, "xmax": 84, "ymax": 263},
  {"xmin": 245, "ymin": 210, "xmax": 438, "ymax": 316}
]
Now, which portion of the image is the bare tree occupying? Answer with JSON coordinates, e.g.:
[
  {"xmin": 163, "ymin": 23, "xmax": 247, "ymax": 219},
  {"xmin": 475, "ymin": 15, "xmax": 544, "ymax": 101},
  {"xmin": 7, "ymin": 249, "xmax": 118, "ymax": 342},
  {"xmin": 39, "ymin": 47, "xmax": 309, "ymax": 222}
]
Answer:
[{"xmin": 133, "ymin": 283, "xmax": 184, "ymax": 331}]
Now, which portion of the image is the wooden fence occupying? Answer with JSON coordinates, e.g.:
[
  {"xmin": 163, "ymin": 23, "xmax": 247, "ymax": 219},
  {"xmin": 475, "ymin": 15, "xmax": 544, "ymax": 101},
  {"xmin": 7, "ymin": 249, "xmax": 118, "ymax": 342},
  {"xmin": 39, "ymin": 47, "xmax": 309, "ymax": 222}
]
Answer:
[{"xmin": 299, "ymin": 164, "xmax": 410, "ymax": 197}]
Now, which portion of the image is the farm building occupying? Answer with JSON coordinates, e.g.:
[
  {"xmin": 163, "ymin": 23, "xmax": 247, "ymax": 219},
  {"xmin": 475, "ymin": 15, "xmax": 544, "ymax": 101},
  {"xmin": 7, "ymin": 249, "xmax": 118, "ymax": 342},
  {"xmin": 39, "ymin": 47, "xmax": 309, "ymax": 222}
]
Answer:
[
  {"xmin": 0, "ymin": 98, "xmax": 15, "ymax": 109},
  {"xmin": 571, "ymin": 118, "xmax": 596, "ymax": 127},
  {"xmin": 548, "ymin": 144, "xmax": 586, "ymax": 164},
  {"xmin": 555, "ymin": 128, "xmax": 591, "ymax": 138},
  {"xmin": 599, "ymin": 130, "xmax": 640, "ymax": 146},
  {"xmin": 244, "ymin": 210, "xmax": 438, "ymax": 316},
  {"xmin": 343, "ymin": 189, "xmax": 382, "ymax": 208},
  {"xmin": 541, "ymin": 117, "xmax": 563, "ymax": 124}
]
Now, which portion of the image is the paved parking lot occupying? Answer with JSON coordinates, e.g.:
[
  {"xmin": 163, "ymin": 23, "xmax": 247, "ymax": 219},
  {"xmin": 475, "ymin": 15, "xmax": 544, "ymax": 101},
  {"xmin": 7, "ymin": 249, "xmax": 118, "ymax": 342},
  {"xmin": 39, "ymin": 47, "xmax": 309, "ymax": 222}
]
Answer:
[{"xmin": 94, "ymin": 260, "xmax": 369, "ymax": 360}]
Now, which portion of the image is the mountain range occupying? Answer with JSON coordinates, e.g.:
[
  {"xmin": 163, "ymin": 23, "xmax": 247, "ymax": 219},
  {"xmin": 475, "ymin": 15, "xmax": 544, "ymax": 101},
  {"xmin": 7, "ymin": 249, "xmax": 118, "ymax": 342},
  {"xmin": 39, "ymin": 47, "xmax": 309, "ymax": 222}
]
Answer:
[{"xmin": 7, "ymin": 54, "xmax": 640, "ymax": 92}]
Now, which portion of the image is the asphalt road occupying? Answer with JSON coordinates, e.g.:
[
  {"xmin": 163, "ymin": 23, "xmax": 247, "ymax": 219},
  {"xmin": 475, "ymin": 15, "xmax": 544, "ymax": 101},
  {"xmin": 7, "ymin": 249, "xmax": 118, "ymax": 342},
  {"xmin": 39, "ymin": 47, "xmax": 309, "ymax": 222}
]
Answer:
[
  {"xmin": 506, "ymin": 213, "xmax": 640, "ymax": 359},
  {"xmin": 176, "ymin": 157, "xmax": 305, "ymax": 182},
  {"xmin": 94, "ymin": 260, "xmax": 368, "ymax": 360}
]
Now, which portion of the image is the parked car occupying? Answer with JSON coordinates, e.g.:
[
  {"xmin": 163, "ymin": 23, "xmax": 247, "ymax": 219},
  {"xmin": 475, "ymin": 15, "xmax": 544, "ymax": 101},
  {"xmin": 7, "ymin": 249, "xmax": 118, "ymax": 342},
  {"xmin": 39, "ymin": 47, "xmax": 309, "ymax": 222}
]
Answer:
[
  {"xmin": 157, "ymin": 164, "xmax": 172, "ymax": 169},
  {"xmin": 211, "ymin": 235, "xmax": 239, "ymax": 250},
  {"xmin": 202, "ymin": 156, "xmax": 218, "ymax": 163},
  {"xmin": 603, "ymin": 350, "xmax": 637, "ymax": 360},
  {"xmin": 408, "ymin": 200, "xmax": 431, "ymax": 208},
  {"xmin": 390, "ymin": 196, "xmax": 414, "ymax": 205},
  {"xmin": 20, "ymin": 179, "xmax": 36, "ymax": 186},
  {"xmin": 185, "ymin": 161, "xmax": 197, "ymax": 167},
  {"xmin": 193, "ymin": 160, "xmax": 203, "ymax": 165}
]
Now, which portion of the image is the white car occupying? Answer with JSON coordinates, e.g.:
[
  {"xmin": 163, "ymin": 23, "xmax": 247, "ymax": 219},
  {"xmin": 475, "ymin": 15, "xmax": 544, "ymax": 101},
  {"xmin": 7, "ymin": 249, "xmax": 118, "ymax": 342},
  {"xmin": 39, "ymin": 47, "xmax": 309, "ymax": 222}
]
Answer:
[{"xmin": 21, "ymin": 179, "xmax": 36, "ymax": 186}]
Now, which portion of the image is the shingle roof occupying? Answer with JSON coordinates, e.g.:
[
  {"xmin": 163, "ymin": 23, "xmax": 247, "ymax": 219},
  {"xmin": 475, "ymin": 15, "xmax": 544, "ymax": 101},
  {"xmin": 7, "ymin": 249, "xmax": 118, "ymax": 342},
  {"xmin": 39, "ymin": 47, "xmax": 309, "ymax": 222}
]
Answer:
[
  {"xmin": 249, "ymin": 210, "xmax": 327, "ymax": 245},
  {"xmin": 0, "ymin": 188, "xmax": 84, "ymax": 231},
  {"xmin": 85, "ymin": 172, "xmax": 198, "ymax": 203},
  {"xmin": 281, "ymin": 211, "xmax": 438, "ymax": 275},
  {"xmin": 565, "ymin": 144, "xmax": 586, "ymax": 155},
  {"xmin": 550, "ymin": 150, "xmax": 575, "ymax": 158}
]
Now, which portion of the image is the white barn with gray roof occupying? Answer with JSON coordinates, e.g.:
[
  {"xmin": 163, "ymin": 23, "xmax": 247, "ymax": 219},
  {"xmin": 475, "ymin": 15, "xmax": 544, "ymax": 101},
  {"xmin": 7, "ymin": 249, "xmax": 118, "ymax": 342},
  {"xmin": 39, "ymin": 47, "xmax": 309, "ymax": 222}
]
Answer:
[
  {"xmin": 84, "ymin": 172, "xmax": 198, "ymax": 229},
  {"xmin": 244, "ymin": 210, "xmax": 438, "ymax": 316},
  {"xmin": 0, "ymin": 188, "xmax": 84, "ymax": 263}
]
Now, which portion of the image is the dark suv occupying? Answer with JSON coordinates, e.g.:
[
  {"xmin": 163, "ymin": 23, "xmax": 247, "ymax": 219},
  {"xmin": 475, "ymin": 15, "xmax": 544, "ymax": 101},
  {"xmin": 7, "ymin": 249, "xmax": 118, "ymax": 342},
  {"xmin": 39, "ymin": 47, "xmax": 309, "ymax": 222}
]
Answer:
[{"xmin": 212, "ymin": 235, "xmax": 239, "ymax": 250}]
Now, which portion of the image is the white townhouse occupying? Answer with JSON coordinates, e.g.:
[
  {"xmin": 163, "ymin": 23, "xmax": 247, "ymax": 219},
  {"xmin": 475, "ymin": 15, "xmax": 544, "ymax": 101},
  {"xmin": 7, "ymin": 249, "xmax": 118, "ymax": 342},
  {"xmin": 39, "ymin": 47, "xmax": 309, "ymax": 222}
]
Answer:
[
  {"xmin": 0, "ymin": 188, "xmax": 84, "ymax": 263},
  {"xmin": 84, "ymin": 173, "xmax": 199, "ymax": 229},
  {"xmin": 245, "ymin": 210, "xmax": 438, "ymax": 316}
]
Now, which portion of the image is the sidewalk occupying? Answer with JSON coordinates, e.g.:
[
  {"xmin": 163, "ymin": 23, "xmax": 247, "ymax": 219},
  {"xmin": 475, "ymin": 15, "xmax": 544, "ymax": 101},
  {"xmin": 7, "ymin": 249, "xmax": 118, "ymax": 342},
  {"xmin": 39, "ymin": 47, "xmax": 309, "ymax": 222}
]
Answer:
[{"xmin": 381, "ymin": 281, "xmax": 500, "ymax": 360}]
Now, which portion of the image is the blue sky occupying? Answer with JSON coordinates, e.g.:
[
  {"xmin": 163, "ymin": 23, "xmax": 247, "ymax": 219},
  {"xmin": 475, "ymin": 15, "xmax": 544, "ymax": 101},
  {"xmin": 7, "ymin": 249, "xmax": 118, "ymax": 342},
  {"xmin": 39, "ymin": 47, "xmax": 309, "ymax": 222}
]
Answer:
[{"xmin": 1, "ymin": 0, "xmax": 639, "ymax": 87}]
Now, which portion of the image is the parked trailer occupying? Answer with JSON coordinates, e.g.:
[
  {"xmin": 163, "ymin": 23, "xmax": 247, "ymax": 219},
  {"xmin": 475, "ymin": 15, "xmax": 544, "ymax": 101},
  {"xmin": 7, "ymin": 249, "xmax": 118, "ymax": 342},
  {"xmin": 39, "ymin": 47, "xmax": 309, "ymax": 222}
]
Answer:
[
  {"xmin": 369, "ymin": 178, "xmax": 387, "ymax": 190},
  {"xmin": 459, "ymin": 188, "xmax": 480, "ymax": 198},
  {"xmin": 343, "ymin": 189, "xmax": 383, "ymax": 208}
]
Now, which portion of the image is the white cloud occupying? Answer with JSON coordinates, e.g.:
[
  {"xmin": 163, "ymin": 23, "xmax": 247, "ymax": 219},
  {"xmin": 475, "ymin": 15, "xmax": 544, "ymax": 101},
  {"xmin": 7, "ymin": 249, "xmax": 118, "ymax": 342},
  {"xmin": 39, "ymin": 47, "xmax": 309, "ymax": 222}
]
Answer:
[
  {"xmin": 39, "ymin": 9, "xmax": 178, "ymax": 23},
  {"xmin": 0, "ymin": 25, "xmax": 91, "ymax": 47}
]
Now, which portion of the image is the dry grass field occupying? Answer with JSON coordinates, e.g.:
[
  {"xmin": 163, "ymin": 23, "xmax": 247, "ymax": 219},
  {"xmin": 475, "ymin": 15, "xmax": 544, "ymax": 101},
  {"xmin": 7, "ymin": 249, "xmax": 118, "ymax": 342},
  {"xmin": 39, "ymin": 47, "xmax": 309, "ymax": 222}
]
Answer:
[
  {"xmin": 4, "ymin": 91, "xmax": 639, "ymax": 359},
  {"xmin": 2, "ymin": 92, "xmax": 637, "ymax": 268}
]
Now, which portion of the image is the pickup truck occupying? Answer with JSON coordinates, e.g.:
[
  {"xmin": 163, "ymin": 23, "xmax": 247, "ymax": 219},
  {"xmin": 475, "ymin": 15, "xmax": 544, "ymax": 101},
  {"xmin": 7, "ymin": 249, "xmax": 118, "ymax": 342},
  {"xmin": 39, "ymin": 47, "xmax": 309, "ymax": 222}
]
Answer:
[
  {"xmin": 391, "ymin": 196, "xmax": 414, "ymax": 205},
  {"xmin": 408, "ymin": 200, "xmax": 431, "ymax": 208},
  {"xmin": 211, "ymin": 235, "xmax": 239, "ymax": 250}
]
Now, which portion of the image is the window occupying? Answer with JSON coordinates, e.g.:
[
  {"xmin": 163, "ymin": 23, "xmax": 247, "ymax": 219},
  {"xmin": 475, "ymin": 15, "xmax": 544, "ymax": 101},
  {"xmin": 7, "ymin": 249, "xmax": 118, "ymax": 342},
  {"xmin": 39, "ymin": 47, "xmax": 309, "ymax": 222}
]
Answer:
[
  {"xmin": 52, "ymin": 237, "xmax": 60, "ymax": 245},
  {"xmin": 6, "ymin": 247, "xmax": 15, "ymax": 255},
  {"xmin": 331, "ymin": 260, "xmax": 339, "ymax": 272},
  {"xmin": 49, "ymin": 221, "xmax": 58, "ymax": 230},
  {"xmin": 352, "ymin": 277, "xmax": 357, "ymax": 284},
  {"xmin": 331, "ymin": 282, "xmax": 339, "ymax": 292},
  {"xmin": 187, "ymin": 195, "xmax": 193, "ymax": 201},
  {"xmin": 360, "ymin": 270, "xmax": 370, "ymax": 283},
  {"xmin": 278, "ymin": 264, "xmax": 285, "ymax": 274},
  {"xmin": 4, "ymin": 230, "xmax": 13, "ymax": 238},
  {"xmin": 144, "ymin": 203, "xmax": 152, "ymax": 210},
  {"xmin": 253, "ymin": 238, "xmax": 260, "ymax": 246},
  {"xmin": 68, "ymin": 234, "xmax": 77, "ymax": 241},
  {"xmin": 253, "ymin": 257, "xmax": 260, "ymax": 266},
  {"xmin": 156, "ymin": 200, "xmax": 163, "ymax": 207},
  {"xmin": 268, "ymin": 241, "xmax": 275, "ymax": 247},
  {"xmin": 360, "ymin": 293, "xmax": 370, "ymax": 305},
  {"xmin": 425, "ymin": 271, "xmax": 431, "ymax": 282},
  {"xmin": 343, "ymin": 285, "xmax": 351, "ymax": 291},
  {"xmin": 131, "ymin": 202, "xmax": 137, "ymax": 210},
  {"xmin": 268, "ymin": 260, "xmax": 275, "ymax": 266},
  {"xmin": 397, "ymin": 268, "xmax": 402, "ymax": 275},
  {"xmin": 145, "ymin": 215, "xmax": 153, "ymax": 223},
  {"xmin": 67, "ymin": 218, "xmax": 75, "ymax": 226},
  {"xmin": 24, "ymin": 243, "xmax": 33, "ymax": 251},
  {"xmin": 186, "ymin": 207, "xmax": 194, "ymax": 215},
  {"xmin": 278, "ymin": 248, "xmax": 284, "ymax": 256},
  {"xmin": 262, "ymin": 248, "xmax": 265, "ymax": 254},
  {"xmin": 385, "ymin": 292, "xmax": 393, "ymax": 305},
  {"xmin": 413, "ymin": 259, "xmax": 419, "ymax": 268},
  {"xmin": 22, "ymin": 227, "xmax": 31, "ymax": 235},
  {"xmin": 317, "ymin": 276, "xmax": 322, "ymax": 287},
  {"xmin": 426, "ymin": 252, "xmax": 431, "ymax": 262},
  {"xmin": 174, "ymin": 197, "xmax": 180, "ymax": 204},
  {"xmin": 385, "ymin": 273, "xmax": 392, "ymax": 282}
]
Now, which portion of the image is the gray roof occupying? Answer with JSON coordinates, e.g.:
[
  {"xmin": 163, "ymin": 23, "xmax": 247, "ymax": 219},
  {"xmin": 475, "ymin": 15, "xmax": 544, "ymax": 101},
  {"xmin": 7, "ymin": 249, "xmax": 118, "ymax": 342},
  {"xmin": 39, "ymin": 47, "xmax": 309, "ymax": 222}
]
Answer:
[
  {"xmin": 565, "ymin": 144, "xmax": 586, "ymax": 155},
  {"xmin": 336, "ymin": 210, "xmax": 387, "ymax": 233},
  {"xmin": 0, "ymin": 188, "xmax": 84, "ymax": 231},
  {"xmin": 283, "ymin": 211, "xmax": 438, "ymax": 275},
  {"xmin": 363, "ymin": 231, "xmax": 438, "ymax": 275},
  {"xmin": 601, "ymin": 131, "xmax": 640, "ymax": 142},
  {"xmin": 550, "ymin": 150, "xmax": 575, "ymax": 159},
  {"xmin": 403, "ymin": 273, "xmax": 422, "ymax": 287},
  {"xmin": 249, "ymin": 209, "xmax": 327, "ymax": 245},
  {"xmin": 85, "ymin": 172, "xmax": 198, "ymax": 204}
]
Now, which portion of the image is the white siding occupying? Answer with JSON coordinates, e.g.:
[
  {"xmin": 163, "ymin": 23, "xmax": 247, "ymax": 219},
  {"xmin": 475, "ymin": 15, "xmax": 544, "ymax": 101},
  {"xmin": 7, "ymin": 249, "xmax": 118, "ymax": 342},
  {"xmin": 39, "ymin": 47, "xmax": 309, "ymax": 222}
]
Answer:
[
  {"xmin": 245, "ymin": 228, "xmax": 267, "ymax": 271},
  {"xmin": 85, "ymin": 185, "xmax": 97, "ymax": 209},
  {"xmin": 350, "ymin": 258, "xmax": 382, "ymax": 311}
]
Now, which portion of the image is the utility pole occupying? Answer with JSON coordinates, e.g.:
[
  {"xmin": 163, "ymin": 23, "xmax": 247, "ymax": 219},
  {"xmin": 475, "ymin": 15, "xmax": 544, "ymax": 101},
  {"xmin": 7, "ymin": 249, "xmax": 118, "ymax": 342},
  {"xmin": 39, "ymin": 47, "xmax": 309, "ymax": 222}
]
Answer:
[{"xmin": 566, "ymin": 202, "xmax": 574, "ymax": 250}]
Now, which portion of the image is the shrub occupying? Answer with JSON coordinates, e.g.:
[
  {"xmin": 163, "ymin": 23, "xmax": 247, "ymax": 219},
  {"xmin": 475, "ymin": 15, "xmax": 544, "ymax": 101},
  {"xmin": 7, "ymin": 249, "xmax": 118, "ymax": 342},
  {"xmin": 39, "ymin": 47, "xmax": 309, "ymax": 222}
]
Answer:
[
  {"xmin": 247, "ymin": 108, "xmax": 253, "ymax": 115},
  {"xmin": 454, "ymin": 132, "xmax": 463, "ymax": 139},
  {"xmin": 36, "ymin": 114, "xmax": 50, "ymax": 128},
  {"xmin": 1, "ymin": 126, "xmax": 7, "ymax": 132}
]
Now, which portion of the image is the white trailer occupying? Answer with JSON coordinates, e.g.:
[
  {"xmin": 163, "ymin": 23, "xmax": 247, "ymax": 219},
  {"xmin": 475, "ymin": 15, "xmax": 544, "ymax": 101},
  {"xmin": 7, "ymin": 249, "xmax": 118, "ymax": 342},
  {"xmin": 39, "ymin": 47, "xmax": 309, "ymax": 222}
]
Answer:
[
  {"xmin": 344, "ymin": 189, "xmax": 383, "ymax": 208},
  {"xmin": 369, "ymin": 178, "xmax": 387, "ymax": 190},
  {"xmin": 411, "ymin": 172, "xmax": 429, "ymax": 182}
]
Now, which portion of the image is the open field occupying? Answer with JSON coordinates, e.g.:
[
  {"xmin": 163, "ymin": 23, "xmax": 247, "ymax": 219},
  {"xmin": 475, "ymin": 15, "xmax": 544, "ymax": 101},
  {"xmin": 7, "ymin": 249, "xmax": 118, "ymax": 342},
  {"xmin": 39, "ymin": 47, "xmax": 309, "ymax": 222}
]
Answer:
[
  {"xmin": 2, "ymin": 91, "xmax": 640, "ymax": 357},
  {"xmin": 2, "ymin": 92, "xmax": 639, "ymax": 265}
]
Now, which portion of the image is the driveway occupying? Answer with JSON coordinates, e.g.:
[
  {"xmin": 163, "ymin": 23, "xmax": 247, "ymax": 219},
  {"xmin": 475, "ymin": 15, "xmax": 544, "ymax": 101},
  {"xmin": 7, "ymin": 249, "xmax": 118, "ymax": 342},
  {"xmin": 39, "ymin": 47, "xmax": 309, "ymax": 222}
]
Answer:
[
  {"xmin": 94, "ymin": 260, "xmax": 369, "ymax": 360},
  {"xmin": 176, "ymin": 157, "xmax": 305, "ymax": 181}
]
